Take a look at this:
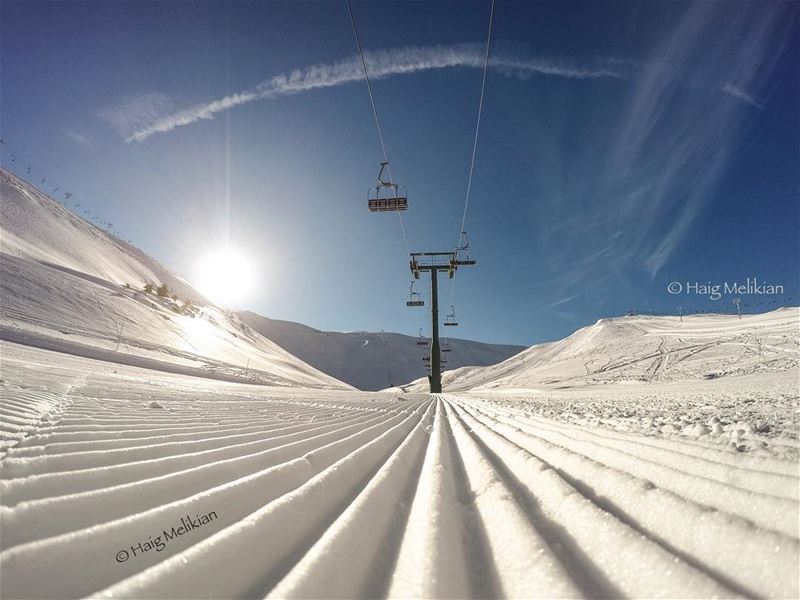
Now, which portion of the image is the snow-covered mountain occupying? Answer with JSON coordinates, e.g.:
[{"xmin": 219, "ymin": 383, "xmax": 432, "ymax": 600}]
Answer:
[
  {"xmin": 404, "ymin": 308, "xmax": 799, "ymax": 392},
  {"xmin": 238, "ymin": 311, "xmax": 525, "ymax": 391},
  {"xmin": 2, "ymin": 167, "xmax": 798, "ymax": 599},
  {"xmin": 0, "ymin": 167, "xmax": 347, "ymax": 389}
]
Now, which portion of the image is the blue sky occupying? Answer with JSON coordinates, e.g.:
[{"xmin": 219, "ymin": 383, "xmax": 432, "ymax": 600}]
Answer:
[{"xmin": 1, "ymin": 1, "xmax": 797, "ymax": 346}]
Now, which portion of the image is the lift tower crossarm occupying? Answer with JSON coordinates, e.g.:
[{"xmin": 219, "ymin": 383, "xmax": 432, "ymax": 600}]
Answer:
[{"xmin": 409, "ymin": 250, "xmax": 475, "ymax": 393}]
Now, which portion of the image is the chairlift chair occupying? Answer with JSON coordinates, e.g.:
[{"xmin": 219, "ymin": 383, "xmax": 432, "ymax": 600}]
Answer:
[
  {"xmin": 368, "ymin": 162, "xmax": 408, "ymax": 212},
  {"xmin": 451, "ymin": 232, "xmax": 477, "ymax": 270},
  {"xmin": 444, "ymin": 305, "xmax": 459, "ymax": 327},
  {"xmin": 416, "ymin": 328, "xmax": 429, "ymax": 346},
  {"xmin": 406, "ymin": 281, "xmax": 424, "ymax": 307}
]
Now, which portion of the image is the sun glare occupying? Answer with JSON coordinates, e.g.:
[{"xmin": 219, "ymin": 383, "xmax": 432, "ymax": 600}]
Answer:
[{"xmin": 195, "ymin": 247, "xmax": 256, "ymax": 307}]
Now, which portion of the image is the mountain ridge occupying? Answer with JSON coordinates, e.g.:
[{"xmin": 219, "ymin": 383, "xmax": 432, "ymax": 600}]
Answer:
[{"xmin": 238, "ymin": 311, "xmax": 525, "ymax": 391}]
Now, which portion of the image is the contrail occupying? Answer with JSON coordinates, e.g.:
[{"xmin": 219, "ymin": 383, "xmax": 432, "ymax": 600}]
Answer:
[{"xmin": 125, "ymin": 44, "xmax": 623, "ymax": 142}]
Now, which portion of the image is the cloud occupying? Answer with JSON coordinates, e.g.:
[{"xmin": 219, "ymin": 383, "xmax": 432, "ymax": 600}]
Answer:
[
  {"xmin": 64, "ymin": 129, "xmax": 95, "ymax": 150},
  {"xmin": 107, "ymin": 38, "xmax": 770, "ymax": 145},
  {"xmin": 719, "ymin": 83, "xmax": 763, "ymax": 108},
  {"xmin": 98, "ymin": 92, "xmax": 176, "ymax": 139},
  {"xmin": 116, "ymin": 44, "xmax": 627, "ymax": 143},
  {"xmin": 540, "ymin": 294, "xmax": 579, "ymax": 310},
  {"xmin": 512, "ymin": 1, "xmax": 794, "ymax": 318},
  {"xmin": 590, "ymin": 1, "xmax": 792, "ymax": 279}
]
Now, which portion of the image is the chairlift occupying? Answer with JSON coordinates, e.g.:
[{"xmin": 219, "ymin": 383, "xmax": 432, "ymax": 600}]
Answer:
[
  {"xmin": 406, "ymin": 281, "xmax": 424, "ymax": 307},
  {"xmin": 368, "ymin": 162, "xmax": 408, "ymax": 212},
  {"xmin": 422, "ymin": 356, "xmax": 430, "ymax": 362},
  {"xmin": 451, "ymin": 231, "xmax": 476, "ymax": 268},
  {"xmin": 444, "ymin": 305, "xmax": 458, "ymax": 327},
  {"xmin": 416, "ymin": 328, "xmax": 428, "ymax": 346},
  {"xmin": 441, "ymin": 338, "xmax": 451, "ymax": 353}
]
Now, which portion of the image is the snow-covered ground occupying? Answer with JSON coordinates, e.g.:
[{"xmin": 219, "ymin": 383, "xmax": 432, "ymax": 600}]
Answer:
[
  {"xmin": 238, "ymin": 311, "xmax": 524, "ymax": 391},
  {"xmin": 1, "ymin": 342, "xmax": 797, "ymax": 599},
  {"xmin": 404, "ymin": 308, "xmax": 800, "ymax": 391},
  {"xmin": 0, "ymin": 167, "xmax": 347, "ymax": 396},
  {"xmin": 1, "ymin": 167, "xmax": 799, "ymax": 598}
]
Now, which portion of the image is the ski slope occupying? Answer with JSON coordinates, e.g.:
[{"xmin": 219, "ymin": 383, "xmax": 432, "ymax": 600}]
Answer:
[
  {"xmin": 407, "ymin": 308, "xmax": 800, "ymax": 392},
  {"xmin": 1, "ymin": 343, "xmax": 798, "ymax": 599},
  {"xmin": 0, "ymin": 168, "xmax": 204, "ymax": 304},
  {"xmin": 0, "ymin": 167, "xmax": 347, "ymax": 396},
  {"xmin": 238, "ymin": 311, "xmax": 524, "ymax": 391},
  {"xmin": 1, "ymin": 166, "xmax": 798, "ymax": 598}
]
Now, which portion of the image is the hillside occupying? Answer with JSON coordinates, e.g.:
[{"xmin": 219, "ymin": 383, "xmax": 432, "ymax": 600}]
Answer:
[
  {"xmin": 0, "ymin": 167, "xmax": 347, "ymax": 392},
  {"xmin": 1, "ymin": 166, "xmax": 798, "ymax": 599},
  {"xmin": 238, "ymin": 311, "xmax": 525, "ymax": 391},
  {"xmin": 403, "ymin": 308, "xmax": 799, "ymax": 392}
]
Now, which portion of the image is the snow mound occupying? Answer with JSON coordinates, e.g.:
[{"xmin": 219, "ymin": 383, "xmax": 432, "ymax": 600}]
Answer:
[{"xmin": 409, "ymin": 308, "xmax": 799, "ymax": 391}]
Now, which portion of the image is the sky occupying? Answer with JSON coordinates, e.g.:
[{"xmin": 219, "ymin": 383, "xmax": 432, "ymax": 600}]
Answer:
[{"xmin": 1, "ymin": 0, "xmax": 798, "ymax": 346}]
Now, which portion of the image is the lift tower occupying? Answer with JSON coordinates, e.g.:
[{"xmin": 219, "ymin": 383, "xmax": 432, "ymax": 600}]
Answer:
[{"xmin": 410, "ymin": 251, "xmax": 475, "ymax": 393}]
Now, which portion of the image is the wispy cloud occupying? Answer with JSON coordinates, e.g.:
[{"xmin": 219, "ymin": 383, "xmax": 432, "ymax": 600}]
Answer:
[
  {"xmin": 113, "ymin": 44, "xmax": 626, "ymax": 143},
  {"xmin": 546, "ymin": 1, "xmax": 793, "ymax": 291},
  {"xmin": 98, "ymin": 92, "xmax": 176, "ymax": 139},
  {"xmin": 64, "ymin": 129, "xmax": 95, "ymax": 150},
  {"xmin": 511, "ymin": 1, "xmax": 794, "ymax": 318},
  {"xmin": 106, "ymin": 40, "xmax": 768, "ymax": 145},
  {"xmin": 540, "ymin": 294, "xmax": 579, "ymax": 310},
  {"xmin": 619, "ymin": 2, "xmax": 790, "ymax": 276},
  {"xmin": 719, "ymin": 83, "xmax": 763, "ymax": 108}
]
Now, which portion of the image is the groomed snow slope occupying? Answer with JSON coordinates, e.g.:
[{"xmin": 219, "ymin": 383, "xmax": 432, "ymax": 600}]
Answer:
[
  {"xmin": 413, "ymin": 308, "xmax": 799, "ymax": 392},
  {"xmin": 0, "ymin": 343, "xmax": 797, "ymax": 599},
  {"xmin": 0, "ymin": 168, "xmax": 204, "ymax": 304},
  {"xmin": 0, "ymin": 167, "xmax": 347, "ymax": 411},
  {"xmin": 238, "ymin": 311, "xmax": 525, "ymax": 391}
]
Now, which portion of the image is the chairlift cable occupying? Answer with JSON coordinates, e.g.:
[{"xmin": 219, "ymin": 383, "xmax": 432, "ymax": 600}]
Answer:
[
  {"xmin": 455, "ymin": 0, "xmax": 494, "ymax": 249},
  {"xmin": 449, "ymin": 0, "xmax": 495, "ymax": 317},
  {"xmin": 346, "ymin": 0, "xmax": 411, "ymax": 256}
]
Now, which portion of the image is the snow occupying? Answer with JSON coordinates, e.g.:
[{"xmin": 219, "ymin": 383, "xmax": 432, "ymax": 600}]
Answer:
[
  {"xmin": 1, "ymin": 343, "xmax": 798, "ymax": 599},
  {"xmin": 1, "ymin": 167, "xmax": 799, "ymax": 598},
  {"xmin": 0, "ymin": 167, "xmax": 348, "ymax": 417},
  {"xmin": 238, "ymin": 311, "xmax": 524, "ymax": 391},
  {"xmin": 413, "ymin": 308, "xmax": 799, "ymax": 392}
]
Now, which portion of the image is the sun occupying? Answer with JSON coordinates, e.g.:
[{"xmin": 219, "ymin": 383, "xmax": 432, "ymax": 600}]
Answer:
[{"xmin": 195, "ymin": 246, "xmax": 255, "ymax": 307}]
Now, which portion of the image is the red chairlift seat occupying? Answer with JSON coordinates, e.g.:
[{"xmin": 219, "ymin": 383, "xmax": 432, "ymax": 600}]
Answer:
[
  {"xmin": 369, "ymin": 196, "xmax": 408, "ymax": 212},
  {"xmin": 367, "ymin": 162, "xmax": 408, "ymax": 212}
]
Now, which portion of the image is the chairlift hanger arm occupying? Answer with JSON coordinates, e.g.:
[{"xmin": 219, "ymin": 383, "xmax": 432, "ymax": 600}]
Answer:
[
  {"xmin": 377, "ymin": 161, "xmax": 391, "ymax": 186},
  {"xmin": 457, "ymin": 231, "xmax": 470, "ymax": 251}
]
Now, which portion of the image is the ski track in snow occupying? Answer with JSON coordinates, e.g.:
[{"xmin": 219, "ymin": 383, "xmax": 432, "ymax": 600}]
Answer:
[{"xmin": 1, "ymin": 344, "xmax": 798, "ymax": 599}]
